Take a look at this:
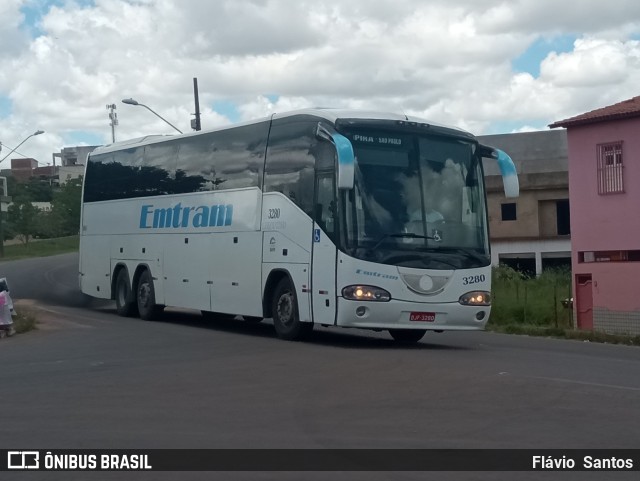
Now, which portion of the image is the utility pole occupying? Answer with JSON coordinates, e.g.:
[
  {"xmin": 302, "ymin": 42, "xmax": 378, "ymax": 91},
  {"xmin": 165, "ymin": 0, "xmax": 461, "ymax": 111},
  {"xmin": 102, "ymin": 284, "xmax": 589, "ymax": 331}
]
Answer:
[
  {"xmin": 0, "ymin": 177, "xmax": 10, "ymax": 258},
  {"xmin": 107, "ymin": 103, "xmax": 118, "ymax": 142},
  {"xmin": 192, "ymin": 77, "xmax": 202, "ymax": 131}
]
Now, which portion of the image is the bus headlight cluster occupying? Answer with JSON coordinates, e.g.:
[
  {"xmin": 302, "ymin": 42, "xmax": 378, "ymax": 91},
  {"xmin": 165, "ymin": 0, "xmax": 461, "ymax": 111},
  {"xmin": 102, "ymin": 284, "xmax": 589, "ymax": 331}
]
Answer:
[
  {"xmin": 459, "ymin": 291, "xmax": 491, "ymax": 306},
  {"xmin": 342, "ymin": 285, "xmax": 391, "ymax": 302}
]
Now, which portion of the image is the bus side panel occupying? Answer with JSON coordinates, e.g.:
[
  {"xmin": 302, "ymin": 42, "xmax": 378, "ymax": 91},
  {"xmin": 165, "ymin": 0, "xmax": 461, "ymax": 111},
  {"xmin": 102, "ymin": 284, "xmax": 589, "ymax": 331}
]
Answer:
[
  {"xmin": 108, "ymin": 234, "xmax": 164, "ymax": 304},
  {"xmin": 79, "ymin": 234, "xmax": 112, "ymax": 299},
  {"xmin": 262, "ymin": 262, "xmax": 311, "ymax": 323},
  {"xmin": 261, "ymin": 192, "xmax": 313, "ymax": 323},
  {"xmin": 109, "ymin": 234, "xmax": 159, "ymax": 262},
  {"xmin": 210, "ymin": 231, "xmax": 263, "ymax": 318},
  {"xmin": 163, "ymin": 233, "xmax": 212, "ymax": 312}
]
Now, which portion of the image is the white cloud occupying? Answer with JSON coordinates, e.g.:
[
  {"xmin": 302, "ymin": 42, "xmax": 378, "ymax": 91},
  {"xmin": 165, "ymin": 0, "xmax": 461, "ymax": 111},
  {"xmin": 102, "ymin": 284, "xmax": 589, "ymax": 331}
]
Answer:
[
  {"xmin": 0, "ymin": 0, "xmax": 640, "ymax": 166},
  {"xmin": 0, "ymin": 0, "xmax": 30, "ymax": 60},
  {"xmin": 476, "ymin": 0, "xmax": 640, "ymax": 36},
  {"xmin": 541, "ymin": 38, "xmax": 639, "ymax": 87},
  {"xmin": 238, "ymin": 95, "xmax": 313, "ymax": 121}
]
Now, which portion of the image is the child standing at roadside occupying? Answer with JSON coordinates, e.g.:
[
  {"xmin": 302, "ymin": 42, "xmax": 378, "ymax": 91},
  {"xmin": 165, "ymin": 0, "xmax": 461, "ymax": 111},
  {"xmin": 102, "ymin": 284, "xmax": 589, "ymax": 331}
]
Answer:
[{"xmin": 0, "ymin": 278, "xmax": 15, "ymax": 338}]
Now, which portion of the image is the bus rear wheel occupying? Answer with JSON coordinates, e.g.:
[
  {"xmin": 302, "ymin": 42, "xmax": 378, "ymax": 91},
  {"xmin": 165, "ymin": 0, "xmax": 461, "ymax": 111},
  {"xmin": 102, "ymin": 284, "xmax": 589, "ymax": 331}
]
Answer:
[
  {"xmin": 115, "ymin": 269, "xmax": 137, "ymax": 317},
  {"xmin": 388, "ymin": 329, "xmax": 426, "ymax": 344},
  {"xmin": 137, "ymin": 269, "xmax": 162, "ymax": 321},
  {"xmin": 272, "ymin": 278, "xmax": 312, "ymax": 341}
]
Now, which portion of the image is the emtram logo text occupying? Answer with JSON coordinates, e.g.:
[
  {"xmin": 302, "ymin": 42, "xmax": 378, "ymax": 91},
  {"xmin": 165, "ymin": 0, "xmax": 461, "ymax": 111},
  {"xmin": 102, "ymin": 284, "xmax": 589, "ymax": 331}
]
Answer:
[{"xmin": 139, "ymin": 203, "xmax": 233, "ymax": 229}]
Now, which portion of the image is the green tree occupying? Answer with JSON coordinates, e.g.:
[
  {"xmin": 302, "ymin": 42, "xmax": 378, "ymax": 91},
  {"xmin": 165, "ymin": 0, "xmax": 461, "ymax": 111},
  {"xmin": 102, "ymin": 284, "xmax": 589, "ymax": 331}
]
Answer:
[
  {"xmin": 7, "ymin": 177, "xmax": 53, "ymax": 202},
  {"xmin": 7, "ymin": 199, "xmax": 41, "ymax": 245},
  {"xmin": 1, "ymin": 211, "xmax": 15, "ymax": 242},
  {"xmin": 33, "ymin": 209, "xmax": 60, "ymax": 239},
  {"xmin": 50, "ymin": 177, "xmax": 83, "ymax": 236}
]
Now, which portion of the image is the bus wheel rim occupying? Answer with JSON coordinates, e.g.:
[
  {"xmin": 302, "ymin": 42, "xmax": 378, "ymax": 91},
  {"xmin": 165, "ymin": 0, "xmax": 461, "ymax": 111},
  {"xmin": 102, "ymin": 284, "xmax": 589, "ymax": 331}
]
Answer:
[
  {"xmin": 139, "ymin": 283, "xmax": 151, "ymax": 308},
  {"xmin": 277, "ymin": 292, "xmax": 293, "ymax": 326}
]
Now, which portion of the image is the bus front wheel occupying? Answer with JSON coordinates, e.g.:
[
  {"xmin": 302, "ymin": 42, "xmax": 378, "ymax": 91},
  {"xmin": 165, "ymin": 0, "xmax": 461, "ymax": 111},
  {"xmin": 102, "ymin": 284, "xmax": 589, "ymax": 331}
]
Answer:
[
  {"xmin": 272, "ymin": 278, "xmax": 312, "ymax": 341},
  {"xmin": 137, "ymin": 269, "xmax": 162, "ymax": 321},
  {"xmin": 388, "ymin": 329, "xmax": 426, "ymax": 344},
  {"xmin": 115, "ymin": 269, "xmax": 137, "ymax": 317}
]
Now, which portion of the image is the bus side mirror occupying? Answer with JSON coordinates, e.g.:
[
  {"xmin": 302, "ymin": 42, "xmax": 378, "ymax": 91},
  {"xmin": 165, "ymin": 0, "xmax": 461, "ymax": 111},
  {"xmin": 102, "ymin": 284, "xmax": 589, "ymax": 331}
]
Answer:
[
  {"xmin": 479, "ymin": 145, "xmax": 519, "ymax": 198},
  {"xmin": 317, "ymin": 123, "xmax": 355, "ymax": 190}
]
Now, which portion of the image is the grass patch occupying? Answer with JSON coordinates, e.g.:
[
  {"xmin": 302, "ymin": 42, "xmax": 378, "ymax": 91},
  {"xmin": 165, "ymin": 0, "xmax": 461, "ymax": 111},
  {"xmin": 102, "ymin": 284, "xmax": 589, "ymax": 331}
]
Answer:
[
  {"xmin": 488, "ymin": 265, "xmax": 639, "ymax": 346},
  {"xmin": 488, "ymin": 323, "xmax": 640, "ymax": 346},
  {"xmin": 12, "ymin": 309, "xmax": 38, "ymax": 334},
  {"xmin": 0, "ymin": 309, "xmax": 37, "ymax": 338},
  {"xmin": 563, "ymin": 329, "xmax": 640, "ymax": 346},
  {"xmin": 0, "ymin": 236, "xmax": 79, "ymax": 261},
  {"xmin": 490, "ymin": 266, "xmax": 573, "ymax": 328}
]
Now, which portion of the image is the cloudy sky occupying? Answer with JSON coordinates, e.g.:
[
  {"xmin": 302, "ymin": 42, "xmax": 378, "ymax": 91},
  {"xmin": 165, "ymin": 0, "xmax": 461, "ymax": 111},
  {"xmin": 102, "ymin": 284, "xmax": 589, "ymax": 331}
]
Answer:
[{"xmin": 1, "ymin": 0, "xmax": 640, "ymax": 166}]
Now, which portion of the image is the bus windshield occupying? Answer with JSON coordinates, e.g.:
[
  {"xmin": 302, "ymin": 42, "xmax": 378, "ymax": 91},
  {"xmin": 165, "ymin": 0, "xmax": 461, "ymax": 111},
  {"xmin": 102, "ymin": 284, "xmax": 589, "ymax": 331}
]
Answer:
[{"xmin": 340, "ymin": 130, "xmax": 489, "ymax": 270}]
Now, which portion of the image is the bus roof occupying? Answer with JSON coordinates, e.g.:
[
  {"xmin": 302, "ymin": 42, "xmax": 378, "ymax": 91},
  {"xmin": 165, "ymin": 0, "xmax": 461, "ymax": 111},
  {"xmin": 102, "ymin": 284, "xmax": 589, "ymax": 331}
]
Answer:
[
  {"xmin": 275, "ymin": 108, "xmax": 468, "ymax": 133},
  {"xmin": 91, "ymin": 108, "xmax": 472, "ymax": 156}
]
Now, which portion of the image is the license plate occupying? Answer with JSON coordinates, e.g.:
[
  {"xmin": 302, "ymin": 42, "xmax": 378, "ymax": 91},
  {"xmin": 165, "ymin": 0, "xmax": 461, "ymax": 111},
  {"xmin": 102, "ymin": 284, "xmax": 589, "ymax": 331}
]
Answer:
[{"xmin": 410, "ymin": 312, "xmax": 436, "ymax": 322}]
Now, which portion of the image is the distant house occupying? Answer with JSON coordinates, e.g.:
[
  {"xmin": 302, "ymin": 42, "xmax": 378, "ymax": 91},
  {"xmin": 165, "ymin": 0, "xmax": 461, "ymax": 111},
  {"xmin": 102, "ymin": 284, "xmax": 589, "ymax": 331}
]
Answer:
[
  {"xmin": 10, "ymin": 158, "xmax": 39, "ymax": 182},
  {"xmin": 479, "ymin": 130, "xmax": 571, "ymax": 276},
  {"xmin": 52, "ymin": 145, "xmax": 97, "ymax": 184},
  {"xmin": 3, "ymin": 146, "xmax": 96, "ymax": 185},
  {"xmin": 550, "ymin": 96, "xmax": 640, "ymax": 336}
]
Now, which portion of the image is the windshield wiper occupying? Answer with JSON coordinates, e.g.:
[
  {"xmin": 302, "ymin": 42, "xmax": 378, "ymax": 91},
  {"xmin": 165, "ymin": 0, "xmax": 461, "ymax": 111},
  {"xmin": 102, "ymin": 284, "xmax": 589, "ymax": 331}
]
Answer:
[
  {"xmin": 381, "ymin": 253, "xmax": 460, "ymax": 269},
  {"xmin": 423, "ymin": 247, "xmax": 489, "ymax": 264},
  {"xmin": 369, "ymin": 232, "xmax": 436, "ymax": 252}
]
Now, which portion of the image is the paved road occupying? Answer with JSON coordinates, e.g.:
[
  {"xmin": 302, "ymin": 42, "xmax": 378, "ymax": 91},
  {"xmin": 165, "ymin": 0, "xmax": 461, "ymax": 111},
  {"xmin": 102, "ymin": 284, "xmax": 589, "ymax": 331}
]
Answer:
[
  {"xmin": 1, "ymin": 253, "xmax": 639, "ymax": 480},
  {"xmin": 0, "ymin": 253, "xmax": 102, "ymax": 308}
]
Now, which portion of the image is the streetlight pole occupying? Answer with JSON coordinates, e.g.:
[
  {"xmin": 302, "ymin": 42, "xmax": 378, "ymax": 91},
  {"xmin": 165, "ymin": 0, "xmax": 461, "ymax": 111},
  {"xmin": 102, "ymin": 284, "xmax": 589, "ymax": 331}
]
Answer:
[
  {"xmin": 121, "ymin": 98, "xmax": 183, "ymax": 134},
  {"xmin": 0, "ymin": 178, "xmax": 8, "ymax": 258},
  {"xmin": 0, "ymin": 130, "xmax": 45, "ymax": 164},
  {"xmin": 0, "ymin": 129, "xmax": 44, "ymax": 257}
]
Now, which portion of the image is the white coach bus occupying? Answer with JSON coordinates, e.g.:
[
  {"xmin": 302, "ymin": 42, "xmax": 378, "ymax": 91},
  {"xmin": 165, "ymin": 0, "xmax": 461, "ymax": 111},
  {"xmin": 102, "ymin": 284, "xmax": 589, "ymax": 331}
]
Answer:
[{"xmin": 79, "ymin": 109, "xmax": 518, "ymax": 342}]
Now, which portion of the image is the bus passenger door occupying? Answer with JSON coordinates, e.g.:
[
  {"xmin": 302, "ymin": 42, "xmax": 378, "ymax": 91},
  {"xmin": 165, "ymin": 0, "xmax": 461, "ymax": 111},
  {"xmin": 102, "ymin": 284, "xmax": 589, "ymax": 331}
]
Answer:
[{"xmin": 311, "ymin": 173, "xmax": 338, "ymax": 325}]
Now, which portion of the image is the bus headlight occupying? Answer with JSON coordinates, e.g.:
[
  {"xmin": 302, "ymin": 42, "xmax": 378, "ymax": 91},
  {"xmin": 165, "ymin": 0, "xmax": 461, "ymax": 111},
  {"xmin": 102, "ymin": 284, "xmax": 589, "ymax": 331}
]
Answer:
[
  {"xmin": 342, "ymin": 285, "xmax": 391, "ymax": 302},
  {"xmin": 459, "ymin": 291, "xmax": 491, "ymax": 306}
]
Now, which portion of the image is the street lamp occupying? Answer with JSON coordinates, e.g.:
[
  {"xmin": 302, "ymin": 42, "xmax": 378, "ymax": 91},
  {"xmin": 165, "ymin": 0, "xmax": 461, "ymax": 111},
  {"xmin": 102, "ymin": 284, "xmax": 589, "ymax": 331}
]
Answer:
[
  {"xmin": 0, "ymin": 129, "xmax": 44, "ymax": 257},
  {"xmin": 0, "ymin": 130, "xmax": 45, "ymax": 163},
  {"xmin": 121, "ymin": 98, "xmax": 183, "ymax": 134}
]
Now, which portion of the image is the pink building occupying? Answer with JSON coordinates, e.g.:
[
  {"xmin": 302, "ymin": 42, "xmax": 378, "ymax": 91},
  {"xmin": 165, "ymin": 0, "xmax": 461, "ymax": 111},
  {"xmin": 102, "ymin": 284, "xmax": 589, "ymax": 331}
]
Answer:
[{"xmin": 550, "ymin": 96, "xmax": 640, "ymax": 336}]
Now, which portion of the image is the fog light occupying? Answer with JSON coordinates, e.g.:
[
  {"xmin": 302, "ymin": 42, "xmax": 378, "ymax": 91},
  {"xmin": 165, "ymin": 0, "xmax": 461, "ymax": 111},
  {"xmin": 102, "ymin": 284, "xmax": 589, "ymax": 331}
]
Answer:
[
  {"xmin": 356, "ymin": 306, "xmax": 367, "ymax": 317},
  {"xmin": 476, "ymin": 311, "xmax": 486, "ymax": 321}
]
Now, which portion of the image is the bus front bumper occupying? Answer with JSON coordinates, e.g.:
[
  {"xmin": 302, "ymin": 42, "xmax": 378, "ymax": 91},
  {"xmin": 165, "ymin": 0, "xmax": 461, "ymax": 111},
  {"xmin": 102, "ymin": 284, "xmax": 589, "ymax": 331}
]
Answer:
[{"xmin": 335, "ymin": 297, "xmax": 490, "ymax": 331}]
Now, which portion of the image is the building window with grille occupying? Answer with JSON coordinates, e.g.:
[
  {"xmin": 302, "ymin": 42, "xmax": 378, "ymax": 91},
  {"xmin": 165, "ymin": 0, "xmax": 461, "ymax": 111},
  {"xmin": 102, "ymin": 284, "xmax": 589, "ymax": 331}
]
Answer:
[{"xmin": 597, "ymin": 141, "xmax": 624, "ymax": 194}]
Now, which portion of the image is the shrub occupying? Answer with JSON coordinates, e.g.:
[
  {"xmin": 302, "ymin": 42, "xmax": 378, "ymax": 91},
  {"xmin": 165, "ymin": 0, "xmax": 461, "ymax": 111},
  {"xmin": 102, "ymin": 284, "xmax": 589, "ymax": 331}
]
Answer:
[
  {"xmin": 489, "ymin": 265, "xmax": 572, "ymax": 328},
  {"xmin": 11, "ymin": 309, "xmax": 37, "ymax": 334}
]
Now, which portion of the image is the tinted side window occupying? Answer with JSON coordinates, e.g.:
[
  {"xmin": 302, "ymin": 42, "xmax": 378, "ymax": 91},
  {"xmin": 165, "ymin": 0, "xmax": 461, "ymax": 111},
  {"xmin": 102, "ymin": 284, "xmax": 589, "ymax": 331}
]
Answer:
[
  {"xmin": 84, "ymin": 144, "xmax": 180, "ymax": 202},
  {"xmin": 84, "ymin": 122, "xmax": 270, "ymax": 202},
  {"xmin": 137, "ymin": 141, "xmax": 179, "ymax": 197},
  {"xmin": 264, "ymin": 119, "xmax": 319, "ymax": 216},
  {"xmin": 176, "ymin": 122, "xmax": 269, "ymax": 192},
  {"xmin": 83, "ymin": 146, "xmax": 148, "ymax": 202}
]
